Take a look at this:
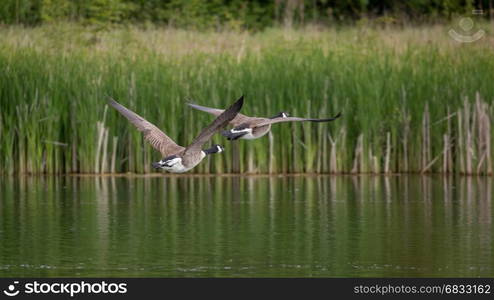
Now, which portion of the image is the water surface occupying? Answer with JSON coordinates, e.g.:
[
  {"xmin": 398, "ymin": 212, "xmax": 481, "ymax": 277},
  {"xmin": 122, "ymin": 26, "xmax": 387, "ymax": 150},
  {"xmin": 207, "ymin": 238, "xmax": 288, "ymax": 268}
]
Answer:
[{"xmin": 0, "ymin": 175, "xmax": 492, "ymax": 277}]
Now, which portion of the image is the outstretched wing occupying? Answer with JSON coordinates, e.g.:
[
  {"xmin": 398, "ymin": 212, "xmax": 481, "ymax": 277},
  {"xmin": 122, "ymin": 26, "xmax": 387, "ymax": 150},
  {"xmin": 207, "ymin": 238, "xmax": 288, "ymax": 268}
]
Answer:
[
  {"xmin": 184, "ymin": 96, "xmax": 244, "ymax": 154},
  {"xmin": 187, "ymin": 102, "xmax": 250, "ymax": 127},
  {"xmin": 254, "ymin": 112, "xmax": 342, "ymax": 127},
  {"xmin": 108, "ymin": 97, "xmax": 185, "ymax": 157}
]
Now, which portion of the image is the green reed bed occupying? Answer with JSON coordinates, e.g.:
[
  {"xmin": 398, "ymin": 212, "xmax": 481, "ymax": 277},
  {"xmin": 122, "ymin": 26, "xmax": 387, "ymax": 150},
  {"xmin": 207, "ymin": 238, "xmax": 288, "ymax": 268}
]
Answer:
[{"xmin": 0, "ymin": 24, "xmax": 493, "ymax": 175}]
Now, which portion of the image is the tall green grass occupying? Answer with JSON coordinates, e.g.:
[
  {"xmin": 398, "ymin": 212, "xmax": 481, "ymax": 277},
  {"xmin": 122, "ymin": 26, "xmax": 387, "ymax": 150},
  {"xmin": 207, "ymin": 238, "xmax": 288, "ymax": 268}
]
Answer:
[{"xmin": 1, "ymin": 24, "xmax": 493, "ymax": 175}]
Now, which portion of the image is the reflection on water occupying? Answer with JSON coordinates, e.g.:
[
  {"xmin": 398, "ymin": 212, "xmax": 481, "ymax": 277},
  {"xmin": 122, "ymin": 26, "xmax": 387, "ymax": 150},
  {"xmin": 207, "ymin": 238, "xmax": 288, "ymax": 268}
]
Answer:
[{"xmin": 0, "ymin": 175, "xmax": 492, "ymax": 277}]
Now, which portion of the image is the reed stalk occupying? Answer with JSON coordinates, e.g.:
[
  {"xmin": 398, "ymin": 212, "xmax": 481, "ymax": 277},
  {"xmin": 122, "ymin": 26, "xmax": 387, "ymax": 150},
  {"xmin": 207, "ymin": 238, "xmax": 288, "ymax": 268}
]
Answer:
[{"xmin": 0, "ymin": 25, "xmax": 493, "ymax": 175}]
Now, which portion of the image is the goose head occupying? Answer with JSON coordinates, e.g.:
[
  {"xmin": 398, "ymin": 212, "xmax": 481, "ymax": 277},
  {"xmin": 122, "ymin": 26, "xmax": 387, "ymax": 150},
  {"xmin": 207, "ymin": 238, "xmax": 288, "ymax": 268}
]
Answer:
[
  {"xmin": 203, "ymin": 144, "xmax": 224, "ymax": 154},
  {"xmin": 271, "ymin": 112, "xmax": 289, "ymax": 119}
]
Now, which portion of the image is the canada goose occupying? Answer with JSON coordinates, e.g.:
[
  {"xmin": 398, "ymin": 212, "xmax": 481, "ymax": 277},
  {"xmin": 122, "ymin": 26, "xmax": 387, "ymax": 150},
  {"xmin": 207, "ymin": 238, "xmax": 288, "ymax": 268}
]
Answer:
[
  {"xmin": 109, "ymin": 96, "xmax": 244, "ymax": 173},
  {"xmin": 187, "ymin": 102, "xmax": 341, "ymax": 140}
]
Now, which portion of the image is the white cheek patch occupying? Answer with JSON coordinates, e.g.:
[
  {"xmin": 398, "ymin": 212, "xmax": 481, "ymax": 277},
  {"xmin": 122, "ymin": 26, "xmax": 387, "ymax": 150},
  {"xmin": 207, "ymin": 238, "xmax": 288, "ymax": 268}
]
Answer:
[
  {"xmin": 216, "ymin": 145, "xmax": 223, "ymax": 153},
  {"xmin": 282, "ymin": 113, "xmax": 288, "ymax": 118}
]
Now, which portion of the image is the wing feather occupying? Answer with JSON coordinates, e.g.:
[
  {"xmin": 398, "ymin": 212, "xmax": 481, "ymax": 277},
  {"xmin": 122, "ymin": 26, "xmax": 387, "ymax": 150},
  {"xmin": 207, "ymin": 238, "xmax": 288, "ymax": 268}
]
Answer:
[
  {"xmin": 187, "ymin": 102, "xmax": 250, "ymax": 127},
  {"xmin": 184, "ymin": 96, "xmax": 244, "ymax": 154},
  {"xmin": 108, "ymin": 97, "xmax": 185, "ymax": 157},
  {"xmin": 254, "ymin": 112, "xmax": 342, "ymax": 127}
]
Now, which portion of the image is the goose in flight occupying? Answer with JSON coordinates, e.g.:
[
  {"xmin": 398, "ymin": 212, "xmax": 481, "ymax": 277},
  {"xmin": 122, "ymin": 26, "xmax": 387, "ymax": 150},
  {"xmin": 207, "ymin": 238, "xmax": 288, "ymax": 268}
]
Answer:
[
  {"xmin": 187, "ymin": 101, "xmax": 341, "ymax": 140},
  {"xmin": 109, "ymin": 96, "xmax": 244, "ymax": 172}
]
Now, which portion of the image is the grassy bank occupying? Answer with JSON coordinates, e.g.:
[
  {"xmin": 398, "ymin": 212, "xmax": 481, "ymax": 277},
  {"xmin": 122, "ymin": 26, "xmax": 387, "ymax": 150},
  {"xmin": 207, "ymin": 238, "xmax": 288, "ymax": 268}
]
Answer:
[{"xmin": 1, "ymin": 24, "xmax": 493, "ymax": 175}]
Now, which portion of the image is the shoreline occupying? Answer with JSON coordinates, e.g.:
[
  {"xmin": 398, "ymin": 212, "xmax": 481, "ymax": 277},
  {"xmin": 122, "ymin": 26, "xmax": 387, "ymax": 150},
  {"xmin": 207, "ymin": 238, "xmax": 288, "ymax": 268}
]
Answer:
[{"xmin": 0, "ymin": 172, "xmax": 491, "ymax": 178}]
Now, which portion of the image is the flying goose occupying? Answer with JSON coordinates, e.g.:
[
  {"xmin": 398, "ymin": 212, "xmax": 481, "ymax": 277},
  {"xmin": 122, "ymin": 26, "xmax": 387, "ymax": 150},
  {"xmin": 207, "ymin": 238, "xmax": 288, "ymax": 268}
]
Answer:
[
  {"xmin": 109, "ymin": 96, "xmax": 244, "ymax": 173},
  {"xmin": 187, "ymin": 102, "xmax": 341, "ymax": 140}
]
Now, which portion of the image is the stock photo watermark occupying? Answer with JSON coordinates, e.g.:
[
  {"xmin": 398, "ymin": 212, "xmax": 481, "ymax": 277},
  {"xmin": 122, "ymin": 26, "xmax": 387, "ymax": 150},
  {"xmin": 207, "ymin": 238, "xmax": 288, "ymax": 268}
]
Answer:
[
  {"xmin": 2, "ymin": 280, "xmax": 127, "ymax": 297},
  {"xmin": 448, "ymin": 10, "xmax": 486, "ymax": 43}
]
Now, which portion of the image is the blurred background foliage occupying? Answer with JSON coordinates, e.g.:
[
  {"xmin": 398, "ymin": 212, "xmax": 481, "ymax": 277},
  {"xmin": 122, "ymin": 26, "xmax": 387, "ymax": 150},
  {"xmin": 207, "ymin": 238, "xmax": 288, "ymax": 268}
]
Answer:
[{"xmin": 0, "ymin": 0, "xmax": 491, "ymax": 29}]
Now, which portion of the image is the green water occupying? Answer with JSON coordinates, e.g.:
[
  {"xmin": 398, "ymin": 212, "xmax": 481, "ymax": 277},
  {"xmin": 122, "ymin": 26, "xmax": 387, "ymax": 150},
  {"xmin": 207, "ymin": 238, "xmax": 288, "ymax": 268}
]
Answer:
[{"xmin": 0, "ymin": 175, "xmax": 492, "ymax": 277}]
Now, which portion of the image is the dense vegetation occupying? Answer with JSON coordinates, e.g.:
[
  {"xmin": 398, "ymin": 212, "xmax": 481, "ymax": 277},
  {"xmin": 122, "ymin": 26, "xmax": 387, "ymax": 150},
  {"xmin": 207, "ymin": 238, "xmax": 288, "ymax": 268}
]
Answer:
[
  {"xmin": 0, "ymin": 0, "xmax": 492, "ymax": 29},
  {"xmin": 1, "ymin": 24, "xmax": 493, "ymax": 175}
]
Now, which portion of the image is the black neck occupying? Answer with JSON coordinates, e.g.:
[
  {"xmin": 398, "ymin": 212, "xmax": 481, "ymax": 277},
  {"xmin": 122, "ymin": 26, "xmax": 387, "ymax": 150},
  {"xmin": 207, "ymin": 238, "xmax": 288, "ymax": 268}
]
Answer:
[{"xmin": 203, "ymin": 145, "xmax": 221, "ymax": 155}]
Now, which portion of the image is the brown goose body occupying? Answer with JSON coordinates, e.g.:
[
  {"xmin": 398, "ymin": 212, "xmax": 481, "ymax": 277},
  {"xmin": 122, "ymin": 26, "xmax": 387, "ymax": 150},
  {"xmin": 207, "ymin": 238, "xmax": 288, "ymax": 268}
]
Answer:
[
  {"xmin": 109, "ymin": 96, "xmax": 244, "ymax": 172},
  {"xmin": 187, "ymin": 102, "xmax": 341, "ymax": 141}
]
